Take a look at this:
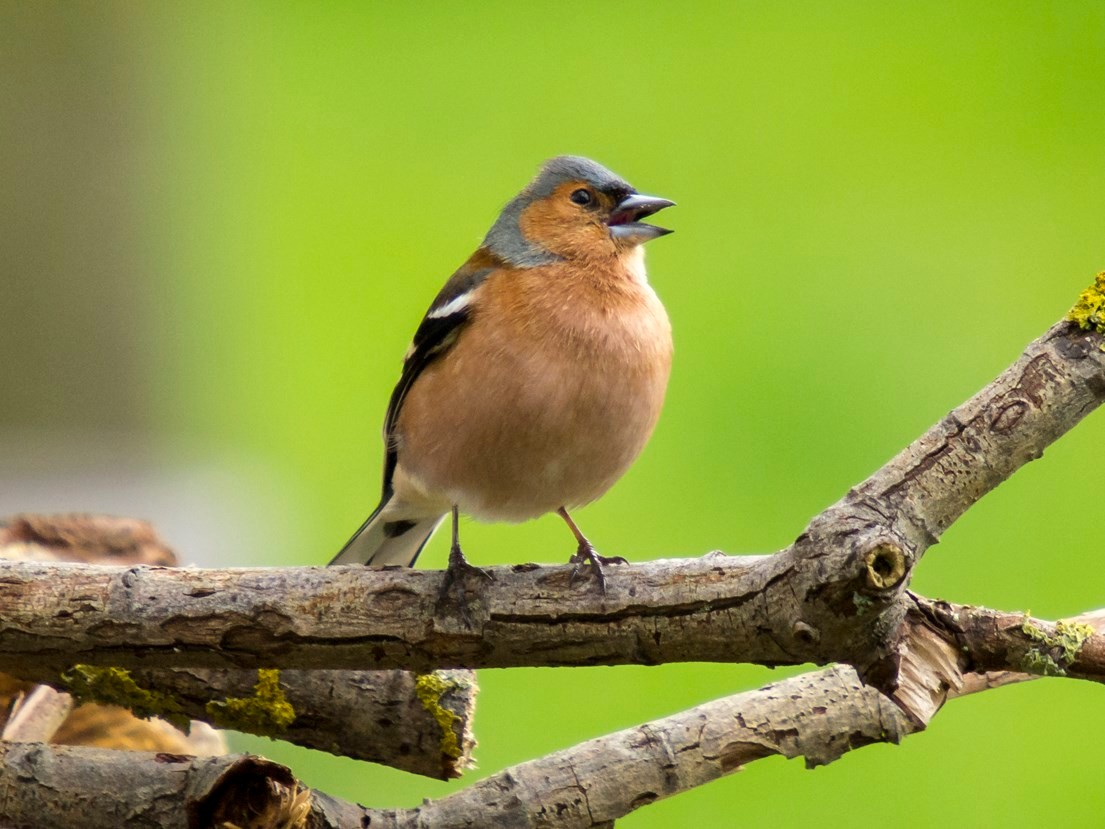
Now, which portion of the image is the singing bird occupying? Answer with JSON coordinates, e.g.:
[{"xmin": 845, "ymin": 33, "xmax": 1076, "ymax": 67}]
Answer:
[{"xmin": 330, "ymin": 156, "xmax": 674, "ymax": 589}]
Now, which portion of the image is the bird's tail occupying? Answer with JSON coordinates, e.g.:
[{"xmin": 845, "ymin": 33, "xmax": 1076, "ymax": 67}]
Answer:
[{"xmin": 329, "ymin": 496, "xmax": 446, "ymax": 567}]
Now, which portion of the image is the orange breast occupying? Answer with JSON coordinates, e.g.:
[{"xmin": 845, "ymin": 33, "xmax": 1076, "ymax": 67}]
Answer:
[{"xmin": 394, "ymin": 258, "xmax": 672, "ymax": 522}]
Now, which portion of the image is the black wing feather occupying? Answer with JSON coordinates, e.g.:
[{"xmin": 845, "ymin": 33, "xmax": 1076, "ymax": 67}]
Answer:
[{"xmin": 379, "ymin": 265, "xmax": 494, "ymax": 496}]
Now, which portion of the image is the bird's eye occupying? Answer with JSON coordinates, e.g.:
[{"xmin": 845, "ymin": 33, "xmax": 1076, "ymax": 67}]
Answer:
[{"xmin": 570, "ymin": 188, "xmax": 593, "ymax": 206}]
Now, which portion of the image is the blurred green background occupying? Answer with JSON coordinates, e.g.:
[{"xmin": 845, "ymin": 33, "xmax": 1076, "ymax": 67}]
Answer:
[{"xmin": 2, "ymin": 2, "xmax": 1103, "ymax": 825}]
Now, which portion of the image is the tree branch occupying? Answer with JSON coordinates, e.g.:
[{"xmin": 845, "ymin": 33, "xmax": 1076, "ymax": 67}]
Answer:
[
  {"xmin": 0, "ymin": 300, "xmax": 1101, "ymax": 824},
  {"xmin": 0, "ymin": 743, "xmax": 315, "ymax": 829},
  {"xmin": 5, "ymin": 599, "xmax": 1099, "ymax": 829},
  {"xmin": 0, "ymin": 554, "xmax": 793, "ymax": 672},
  {"xmin": 0, "ymin": 320, "xmax": 1099, "ymax": 691},
  {"xmin": 908, "ymin": 598, "xmax": 1105, "ymax": 685},
  {"xmin": 98, "ymin": 667, "xmax": 478, "ymax": 778}
]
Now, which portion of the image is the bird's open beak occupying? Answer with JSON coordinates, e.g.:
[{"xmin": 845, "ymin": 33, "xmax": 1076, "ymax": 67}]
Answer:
[{"xmin": 607, "ymin": 194, "xmax": 675, "ymax": 244}]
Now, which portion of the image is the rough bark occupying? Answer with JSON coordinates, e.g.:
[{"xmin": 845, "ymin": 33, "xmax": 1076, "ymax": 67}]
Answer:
[
  {"xmin": 0, "ymin": 743, "xmax": 313, "ymax": 829},
  {"xmin": 907, "ymin": 598, "xmax": 1105, "ymax": 685}
]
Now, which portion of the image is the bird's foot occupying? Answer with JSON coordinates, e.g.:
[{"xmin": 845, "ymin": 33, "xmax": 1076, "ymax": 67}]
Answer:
[
  {"xmin": 568, "ymin": 543, "xmax": 628, "ymax": 593},
  {"xmin": 437, "ymin": 542, "xmax": 494, "ymax": 626}
]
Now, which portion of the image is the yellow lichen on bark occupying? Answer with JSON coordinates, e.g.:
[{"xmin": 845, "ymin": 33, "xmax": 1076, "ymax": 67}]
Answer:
[
  {"xmin": 205, "ymin": 669, "xmax": 296, "ymax": 737},
  {"xmin": 1020, "ymin": 616, "xmax": 1096, "ymax": 677},
  {"xmin": 1068, "ymin": 271, "xmax": 1105, "ymax": 343},
  {"xmin": 415, "ymin": 673, "xmax": 463, "ymax": 759}
]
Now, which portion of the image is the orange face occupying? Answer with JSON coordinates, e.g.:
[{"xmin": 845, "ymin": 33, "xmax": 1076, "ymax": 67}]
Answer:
[{"xmin": 517, "ymin": 181, "xmax": 626, "ymax": 261}]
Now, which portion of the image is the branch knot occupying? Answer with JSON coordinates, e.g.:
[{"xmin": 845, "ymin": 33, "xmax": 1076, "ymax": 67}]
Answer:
[{"xmin": 862, "ymin": 542, "xmax": 907, "ymax": 592}]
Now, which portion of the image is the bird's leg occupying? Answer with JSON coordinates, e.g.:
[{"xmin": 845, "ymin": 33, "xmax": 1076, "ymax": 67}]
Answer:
[
  {"xmin": 438, "ymin": 506, "xmax": 493, "ymax": 624},
  {"xmin": 559, "ymin": 507, "xmax": 627, "ymax": 593}
]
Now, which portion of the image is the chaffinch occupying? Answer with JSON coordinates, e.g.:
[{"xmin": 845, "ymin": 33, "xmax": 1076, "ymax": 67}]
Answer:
[{"xmin": 330, "ymin": 156, "xmax": 674, "ymax": 590}]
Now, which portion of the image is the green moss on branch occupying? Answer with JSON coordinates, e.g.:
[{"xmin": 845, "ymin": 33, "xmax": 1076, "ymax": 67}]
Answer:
[
  {"xmin": 62, "ymin": 665, "xmax": 189, "ymax": 730},
  {"xmin": 205, "ymin": 669, "xmax": 296, "ymax": 737}
]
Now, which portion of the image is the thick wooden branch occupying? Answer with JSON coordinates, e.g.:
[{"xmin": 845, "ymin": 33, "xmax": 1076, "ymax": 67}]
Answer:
[
  {"xmin": 0, "ymin": 554, "xmax": 796, "ymax": 673},
  {"xmin": 110, "ymin": 667, "xmax": 478, "ymax": 779},
  {"xmin": 5, "ymin": 652, "xmax": 481, "ymax": 784},
  {"xmin": 0, "ymin": 743, "xmax": 315, "ymax": 829},
  {"xmin": 0, "ymin": 320, "xmax": 1099, "ymax": 690},
  {"xmin": 789, "ymin": 318, "xmax": 1105, "ymax": 683},
  {"xmin": 2, "ymin": 539, "xmax": 1101, "ymax": 821}
]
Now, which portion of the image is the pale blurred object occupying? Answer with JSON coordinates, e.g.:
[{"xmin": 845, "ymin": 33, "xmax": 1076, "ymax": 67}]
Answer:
[
  {"xmin": 0, "ymin": 513, "xmax": 227, "ymax": 755},
  {"xmin": 0, "ymin": 513, "xmax": 176, "ymax": 565}
]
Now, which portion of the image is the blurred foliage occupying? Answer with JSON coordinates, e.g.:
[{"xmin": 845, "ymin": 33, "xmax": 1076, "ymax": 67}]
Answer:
[{"xmin": 3, "ymin": 2, "xmax": 1104, "ymax": 825}]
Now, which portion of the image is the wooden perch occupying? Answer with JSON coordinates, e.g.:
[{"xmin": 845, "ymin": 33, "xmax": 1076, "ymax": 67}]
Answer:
[
  {"xmin": 0, "ymin": 291, "xmax": 1102, "ymax": 824},
  {"xmin": 0, "ymin": 320, "xmax": 1099, "ymax": 691}
]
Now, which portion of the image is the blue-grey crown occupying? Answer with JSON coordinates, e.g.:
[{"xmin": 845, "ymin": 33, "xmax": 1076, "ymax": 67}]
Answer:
[
  {"xmin": 483, "ymin": 156, "xmax": 634, "ymax": 267},
  {"xmin": 528, "ymin": 156, "xmax": 632, "ymax": 199}
]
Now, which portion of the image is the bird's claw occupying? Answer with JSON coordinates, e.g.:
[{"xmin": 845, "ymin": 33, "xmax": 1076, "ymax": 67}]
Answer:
[
  {"xmin": 437, "ymin": 543, "xmax": 494, "ymax": 626},
  {"xmin": 568, "ymin": 544, "xmax": 627, "ymax": 593}
]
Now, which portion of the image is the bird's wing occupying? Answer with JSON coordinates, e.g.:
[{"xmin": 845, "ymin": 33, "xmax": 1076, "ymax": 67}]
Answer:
[{"xmin": 380, "ymin": 262, "xmax": 495, "ymax": 496}]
